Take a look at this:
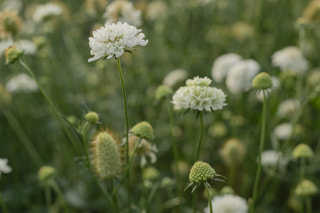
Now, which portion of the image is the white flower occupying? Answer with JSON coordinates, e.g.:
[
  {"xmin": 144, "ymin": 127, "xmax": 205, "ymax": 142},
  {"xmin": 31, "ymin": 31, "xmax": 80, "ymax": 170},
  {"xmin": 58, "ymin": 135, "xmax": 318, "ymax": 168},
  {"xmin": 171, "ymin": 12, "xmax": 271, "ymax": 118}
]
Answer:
[
  {"xmin": 172, "ymin": 76, "xmax": 227, "ymax": 111},
  {"xmin": 273, "ymin": 123, "xmax": 293, "ymax": 140},
  {"xmin": 277, "ymin": 99, "xmax": 300, "ymax": 119},
  {"xmin": 1, "ymin": 0, "xmax": 23, "ymax": 11},
  {"xmin": 205, "ymin": 194, "xmax": 248, "ymax": 213},
  {"xmin": 146, "ymin": 1, "xmax": 168, "ymax": 21},
  {"xmin": 33, "ymin": 3, "xmax": 62, "ymax": 22},
  {"xmin": 256, "ymin": 76, "xmax": 279, "ymax": 101},
  {"xmin": 226, "ymin": 59, "xmax": 260, "ymax": 95},
  {"xmin": 272, "ymin": 46, "xmax": 308, "ymax": 73},
  {"xmin": 211, "ymin": 53, "xmax": 242, "ymax": 83},
  {"xmin": 88, "ymin": 22, "xmax": 148, "ymax": 62},
  {"xmin": 0, "ymin": 39, "xmax": 36, "ymax": 55},
  {"xmin": 163, "ymin": 69, "xmax": 187, "ymax": 88},
  {"xmin": 261, "ymin": 150, "xmax": 282, "ymax": 167},
  {"xmin": 103, "ymin": 0, "xmax": 142, "ymax": 27},
  {"xmin": 0, "ymin": 158, "xmax": 12, "ymax": 177},
  {"xmin": 6, "ymin": 73, "xmax": 38, "ymax": 93}
]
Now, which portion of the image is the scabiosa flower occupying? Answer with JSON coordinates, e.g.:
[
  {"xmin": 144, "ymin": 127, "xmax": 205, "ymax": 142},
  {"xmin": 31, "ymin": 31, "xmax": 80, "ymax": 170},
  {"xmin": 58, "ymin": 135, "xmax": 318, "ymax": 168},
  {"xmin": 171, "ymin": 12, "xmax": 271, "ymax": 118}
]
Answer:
[
  {"xmin": 204, "ymin": 194, "xmax": 248, "ymax": 213},
  {"xmin": 6, "ymin": 73, "xmax": 38, "ymax": 93},
  {"xmin": 277, "ymin": 99, "xmax": 300, "ymax": 119},
  {"xmin": 103, "ymin": 0, "xmax": 142, "ymax": 27},
  {"xmin": 211, "ymin": 53, "xmax": 242, "ymax": 83},
  {"xmin": 172, "ymin": 76, "xmax": 227, "ymax": 112},
  {"xmin": 273, "ymin": 122, "xmax": 293, "ymax": 141},
  {"xmin": 0, "ymin": 158, "xmax": 12, "ymax": 177},
  {"xmin": 272, "ymin": 46, "xmax": 308, "ymax": 74},
  {"xmin": 226, "ymin": 59, "xmax": 260, "ymax": 95},
  {"xmin": 256, "ymin": 76, "xmax": 279, "ymax": 102},
  {"xmin": 145, "ymin": 1, "xmax": 168, "ymax": 21},
  {"xmin": 221, "ymin": 138, "xmax": 246, "ymax": 166},
  {"xmin": 33, "ymin": 3, "xmax": 63, "ymax": 23},
  {"xmin": 88, "ymin": 22, "xmax": 148, "ymax": 62},
  {"xmin": 163, "ymin": 69, "xmax": 188, "ymax": 88},
  {"xmin": 0, "ymin": 39, "xmax": 37, "ymax": 56},
  {"xmin": 295, "ymin": 179, "xmax": 318, "ymax": 196}
]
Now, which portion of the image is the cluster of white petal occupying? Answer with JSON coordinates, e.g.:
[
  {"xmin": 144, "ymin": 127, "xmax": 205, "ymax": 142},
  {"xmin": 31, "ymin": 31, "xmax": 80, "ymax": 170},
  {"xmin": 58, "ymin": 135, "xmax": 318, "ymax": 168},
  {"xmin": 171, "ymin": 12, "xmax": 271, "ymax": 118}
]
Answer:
[
  {"xmin": 273, "ymin": 122, "xmax": 293, "ymax": 141},
  {"xmin": 103, "ymin": 0, "xmax": 141, "ymax": 27},
  {"xmin": 172, "ymin": 76, "xmax": 227, "ymax": 112},
  {"xmin": 226, "ymin": 59, "xmax": 260, "ymax": 95},
  {"xmin": 88, "ymin": 22, "xmax": 148, "ymax": 62},
  {"xmin": 6, "ymin": 73, "xmax": 38, "ymax": 93},
  {"xmin": 0, "ymin": 158, "xmax": 12, "ymax": 176},
  {"xmin": 211, "ymin": 53, "xmax": 242, "ymax": 83},
  {"xmin": 204, "ymin": 194, "xmax": 248, "ymax": 213},
  {"xmin": 277, "ymin": 99, "xmax": 300, "ymax": 118},
  {"xmin": 272, "ymin": 46, "xmax": 308, "ymax": 73},
  {"xmin": 33, "ymin": 3, "xmax": 62, "ymax": 22}
]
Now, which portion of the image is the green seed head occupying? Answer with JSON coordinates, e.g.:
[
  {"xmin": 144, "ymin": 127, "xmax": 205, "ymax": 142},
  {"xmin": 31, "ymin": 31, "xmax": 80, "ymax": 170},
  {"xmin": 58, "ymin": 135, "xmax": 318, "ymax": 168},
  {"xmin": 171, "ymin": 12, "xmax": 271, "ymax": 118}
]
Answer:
[
  {"xmin": 252, "ymin": 72, "xmax": 273, "ymax": 90},
  {"xmin": 292, "ymin": 143, "xmax": 314, "ymax": 159},
  {"xmin": 130, "ymin": 121, "xmax": 154, "ymax": 141},
  {"xmin": 189, "ymin": 161, "xmax": 216, "ymax": 183},
  {"xmin": 143, "ymin": 167, "xmax": 160, "ymax": 181},
  {"xmin": 92, "ymin": 131, "xmax": 122, "ymax": 180},
  {"xmin": 221, "ymin": 138, "xmax": 246, "ymax": 166},
  {"xmin": 295, "ymin": 179, "xmax": 318, "ymax": 196},
  {"xmin": 5, "ymin": 45, "xmax": 23, "ymax": 64},
  {"xmin": 155, "ymin": 85, "xmax": 173, "ymax": 101},
  {"xmin": 221, "ymin": 186, "xmax": 235, "ymax": 194},
  {"xmin": 38, "ymin": 165, "xmax": 55, "ymax": 185},
  {"xmin": 85, "ymin": 111, "xmax": 99, "ymax": 124}
]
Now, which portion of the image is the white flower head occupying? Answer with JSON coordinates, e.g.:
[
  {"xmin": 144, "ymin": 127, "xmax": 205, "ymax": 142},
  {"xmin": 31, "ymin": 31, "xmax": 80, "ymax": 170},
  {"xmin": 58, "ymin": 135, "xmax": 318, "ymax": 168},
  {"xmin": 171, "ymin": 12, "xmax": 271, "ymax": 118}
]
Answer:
[
  {"xmin": 163, "ymin": 69, "xmax": 188, "ymax": 88},
  {"xmin": 172, "ymin": 76, "xmax": 227, "ymax": 112},
  {"xmin": 6, "ymin": 73, "xmax": 38, "ymax": 93},
  {"xmin": 205, "ymin": 194, "xmax": 248, "ymax": 213},
  {"xmin": 272, "ymin": 46, "xmax": 308, "ymax": 74},
  {"xmin": 211, "ymin": 53, "xmax": 242, "ymax": 83},
  {"xmin": 261, "ymin": 150, "xmax": 282, "ymax": 167},
  {"xmin": 0, "ymin": 158, "xmax": 12, "ymax": 177},
  {"xmin": 88, "ymin": 22, "xmax": 148, "ymax": 62},
  {"xmin": 103, "ymin": 0, "xmax": 142, "ymax": 27},
  {"xmin": 226, "ymin": 59, "xmax": 260, "ymax": 95},
  {"xmin": 33, "ymin": 3, "xmax": 63, "ymax": 22},
  {"xmin": 0, "ymin": 40, "xmax": 36, "ymax": 55},
  {"xmin": 273, "ymin": 123, "xmax": 293, "ymax": 141},
  {"xmin": 277, "ymin": 99, "xmax": 301, "ymax": 118},
  {"xmin": 146, "ymin": 1, "xmax": 168, "ymax": 21}
]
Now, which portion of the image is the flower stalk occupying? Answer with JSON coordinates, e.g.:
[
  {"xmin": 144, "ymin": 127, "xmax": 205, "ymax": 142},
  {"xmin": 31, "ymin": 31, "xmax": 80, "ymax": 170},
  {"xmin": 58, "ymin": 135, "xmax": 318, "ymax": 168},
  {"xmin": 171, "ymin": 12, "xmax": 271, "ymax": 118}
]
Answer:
[{"xmin": 195, "ymin": 111, "xmax": 204, "ymax": 161}]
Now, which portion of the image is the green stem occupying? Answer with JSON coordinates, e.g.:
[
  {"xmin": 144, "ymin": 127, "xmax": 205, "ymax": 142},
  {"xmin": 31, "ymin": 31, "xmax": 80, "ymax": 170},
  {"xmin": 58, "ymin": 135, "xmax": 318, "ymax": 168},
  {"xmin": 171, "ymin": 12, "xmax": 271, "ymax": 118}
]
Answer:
[
  {"xmin": 195, "ymin": 111, "xmax": 204, "ymax": 161},
  {"xmin": 192, "ymin": 191, "xmax": 197, "ymax": 213},
  {"xmin": 204, "ymin": 184, "xmax": 213, "ymax": 213},
  {"xmin": 80, "ymin": 122, "xmax": 91, "ymax": 170},
  {"xmin": 300, "ymin": 159, "xmax": 306, "ymax": 183},
  {"xmin": 254, "ymin": 0, "xmax": 263, "ymax": 32},
  {"xmin": 0, "ymin": 192, "xmax": 9, "ymax": 213},
  {"xmin": 116, "ymin": 57, "xmax": 130, "ymax": 212},
  {"xmin": 306, "ymin": 196, "xmax": 312, "ymax": 213},
  {"xmin": 250, "ymin": 90, "xmax": 267, "ymax": 213},
  {"xmin": 4, "ymin": 111, "xmax": 43, "ymax": 167},
  {"xmin": 45, "ymin": 187, "xmax": 51, "ymax": 211},
  {"xmin": 50, "ymin": 181, "xmax": 69, "ymax": 213},
  {"xmin": 19, "ymin": 60, "xmax": 79, "ymax": 154}
]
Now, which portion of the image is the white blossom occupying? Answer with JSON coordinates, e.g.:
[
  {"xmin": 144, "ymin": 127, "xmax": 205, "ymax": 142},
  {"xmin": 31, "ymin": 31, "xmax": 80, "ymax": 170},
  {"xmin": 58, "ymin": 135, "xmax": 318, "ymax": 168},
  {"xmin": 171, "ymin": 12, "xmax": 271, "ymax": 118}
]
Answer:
[
  {"xmin": 211, "ymin": 53, "xmax": 242, "ymax": 83},
  {"xmin": 0, "ymin": 39, "xmax": 36, "ymax": 55},
  {"xmin": 88, "ymin": 22, "xmax": 148, "ymax": 62},
  {"xmin": 33, "ymin": 3, "xmax": 62, "ymax": 22},
  {"xmin": 277, "ymin": 99, "xmax": 300, "ymax": 119},
  {"xmin": 163, "ymin": 69, "xmax": 187, "ymax": 88},
  {"xmin": 272, "ymin": 46, "xmax": 308, "ymax": 74},
  {"xmin": 273, "ymin": 123, "xmax": 293, "ymax": 141},
  {"xmin": 226, "ymin": 59, "xmax": 260, "ymax": 95},
  {"xmin": 0, "ymin": 158, "xmax": 12, "ymax": 177},
  {"xmin": 6, "ymin": 73, "xmax": 38, "ymax": 93},
  {"xmin": 172, "ymin": 76, "xmax": 227, "ymax": 111},
  {"xmin": 204, "ymin": 194, "xmax": 248, "ymax": 213},
  {"xmin": 146, "ymin": 1, "xmax": 168, "ymax": 21}
]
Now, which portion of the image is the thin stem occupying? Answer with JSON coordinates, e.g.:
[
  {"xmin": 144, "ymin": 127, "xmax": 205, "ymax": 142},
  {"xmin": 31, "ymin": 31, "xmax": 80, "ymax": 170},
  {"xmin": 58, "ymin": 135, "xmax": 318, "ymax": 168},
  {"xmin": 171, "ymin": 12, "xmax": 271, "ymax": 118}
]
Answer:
[
  {"xmin": 250, "ymin": 90, "xmax": 267, "ymax": 213},
  {"xmin": 50, "ymin": 181, "xmax": 69, "ymax": 213},
  {"xmin": 195, "ymin": 111, "xmax": 204, "ymax": 161},
  {"xmin": 116, "ymin": 57, "xmax": 130, "ymax": 211},
  {"xmin": 204, "ymin": 184, "xmax": 213, "ymax": 213},
  {"xmin": 45, "ymin": 187, "xmax": 51, "ymax": 211},
  {"xmin": 192, "ymin": 191, "xmax": 197, "ymax": 213},
  {"xmin": 18, "ymin": 60, "xmax": 79, "ymax": 154},
  {"xmin": 80, "ymin": 122, "xmax": 91, "ymax": 170},
  {"xmin": 4, "ymin": 111, "xmax": 44, "ymax": 167},
  {"xmin": 306, "ymin": 196, "xmax": 312, "ymax": 213},
  {"xmin": 0, "ymin": 192, "xmax": 9, "ymax": 213},
  {"xmin": 300, "ymin": 159, "xmax": 306, "ymax": 183}
]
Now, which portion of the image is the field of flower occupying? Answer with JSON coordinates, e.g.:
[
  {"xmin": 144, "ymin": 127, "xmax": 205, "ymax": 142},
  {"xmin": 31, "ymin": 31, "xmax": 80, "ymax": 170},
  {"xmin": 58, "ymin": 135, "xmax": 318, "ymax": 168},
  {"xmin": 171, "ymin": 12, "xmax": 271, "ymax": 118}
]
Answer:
[{"xmin": 1, "ymin": 0, "xmax": 320, "ymax": 212}]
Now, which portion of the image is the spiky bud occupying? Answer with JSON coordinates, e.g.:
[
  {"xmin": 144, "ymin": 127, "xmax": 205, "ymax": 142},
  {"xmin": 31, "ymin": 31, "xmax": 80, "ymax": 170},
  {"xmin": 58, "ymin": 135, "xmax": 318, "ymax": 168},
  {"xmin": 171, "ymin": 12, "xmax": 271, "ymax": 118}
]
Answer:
[
  {"xmin": 292, "ymin": 143, "xmax": 314, "ymax": 159},
  {"xmin": 85, "ymin": 111, "xmax": 99, "ymax": 124},
  {"xmin": 295, "ymin": 179, "xmax": 318, "ymax": 196},
  {"xmin": 130, "ymin": 121, "xmax": 154, "ymax": 141},
  {"xmin": 252, "ymin": 72, "xmax": 273, "ymax": 90},
  {"xmin": 38, "ymin": 165, "xmax": 55, "ymax": 185},
  {"xmin": 91, "ymin": 131, "xmax": 122, "ymax": 180},
  {"xmin": 5, "ymin": 45, "xmax": 23, "ymax": 64},
  {"xmin": 189, "ymin": 161, "xmax": 216, "ymax": 183}
]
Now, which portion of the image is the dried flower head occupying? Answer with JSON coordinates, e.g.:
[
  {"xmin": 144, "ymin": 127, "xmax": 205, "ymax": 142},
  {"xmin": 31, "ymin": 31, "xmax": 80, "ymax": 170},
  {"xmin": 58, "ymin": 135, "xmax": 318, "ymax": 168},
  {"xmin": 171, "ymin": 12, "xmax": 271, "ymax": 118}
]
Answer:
[
  {"xmin": 0, "ymin": 9, "xmax": 22, "ymax": 39},
  {"xmin": 91, "ymin": 131, "xmax": 122, "ymax": 180},
  {"xmin": 5, "ymin": 45, "xmax": 23, "ymax": 64},
  {"xmin": 172, "ymin": 76, "xmax": 227, "ymax": 112},
  {"xmin": 88, "ymin": 22, "xmax": 148, "ymax": 62}
]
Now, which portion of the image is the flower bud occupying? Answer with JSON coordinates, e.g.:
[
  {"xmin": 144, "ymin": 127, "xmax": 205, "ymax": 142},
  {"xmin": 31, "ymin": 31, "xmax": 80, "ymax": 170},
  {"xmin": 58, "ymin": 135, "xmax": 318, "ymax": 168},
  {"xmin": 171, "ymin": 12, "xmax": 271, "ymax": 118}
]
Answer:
[
  {"xmin": 189, "ymin": 161, "xmax": 216, "ymax": 183},
  {"xmin": 295, "ymin": 179, "xmax": 318, "ymax": 196},
  {"xmin": 292, "ymin": 143, "xmax": 314, "ymax": 159},
  {"xmin": 91, "ymin": 131, "xmax": 122, "ymax": 180},
  {"xmin": 5, "ymin": 45, "xmax": 23, "ymax": 64},
  {"xmin": 85, "ymin": 111, "xmax": 99, "ymax": 124},
  {"xmin": 38, "ymin": 166, "xmax": 55, "ymax": 185},
  {"xmin": 252, "ymin": 72, "xmax": 273, "ymax": 90},
  {"xmin": 221, "ymin": 138, "xmax": 246, "ymax": 166},
  {"xmin": 143, "ymin": 166, "xmax": 160, "ymax": 181},
  {"xmin": 130, "ymin": 121, "xmax": 154, "ymax": 141},
  {"xmin": 155, "ymin": 85, "xmax": 173, "ymax": 101}
]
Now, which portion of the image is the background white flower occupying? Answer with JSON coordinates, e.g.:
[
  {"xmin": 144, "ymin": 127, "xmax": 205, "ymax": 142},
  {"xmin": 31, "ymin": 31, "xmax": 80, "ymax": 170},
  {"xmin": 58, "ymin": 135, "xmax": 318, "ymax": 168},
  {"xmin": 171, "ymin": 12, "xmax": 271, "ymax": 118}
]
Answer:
[
  {"xmin": 226, "ymin": 59, "xmax": 260, "ymax": 95},
  {"xmin": 277, "ymin": 99, "xmax": 300, "ymax": 119},
  {"xmin": 6, "ymin": 73, "xmax": 38, "ymax": 93},
  {"xmin": 272, "ymin": 46, "xmax": 308, "ymax": 73},
  {"xmin": 0, "ymin": 39, "xmax": 36, "ymax": 55},
  {"xmin": 33, "ymin": 3, "xmax": 62, "ymax": 22},
  {"xmin": 0, "ymin": 158, "xmax": 12, "ymax": 177},
  {"xmin": 273, "ymin": 123, "xmax": 293, "ymax": 141},
  {"xmin": 163, "ymin": 69, "xmax": 187, "ymax": 88},
  {"xmin": 211, "ymin": 53, "xmax": 242, "ymax": 83},
  {"xmin": 204, "ymin": 194, "xmax": 248, "ymax": 213},
  {"xmin": 88, "ymin": 22, "xmax": 148, "ymax": 62}
]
